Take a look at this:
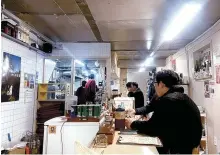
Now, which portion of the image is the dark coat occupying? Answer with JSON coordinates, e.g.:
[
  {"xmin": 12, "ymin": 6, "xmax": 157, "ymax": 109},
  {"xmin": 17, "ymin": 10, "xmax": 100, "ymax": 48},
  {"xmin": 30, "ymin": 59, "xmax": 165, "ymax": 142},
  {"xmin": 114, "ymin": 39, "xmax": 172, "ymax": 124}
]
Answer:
[
  {"xmin": 133, "ymin": 88, "xmax": 144, "ymax": 109},
  {"xmin": 131, "ymin": 88, "xmax": 202, "ymax": 153},
  {"xmin": 75, "ymin": 86, "xmax": 86, "ymax": 105}
]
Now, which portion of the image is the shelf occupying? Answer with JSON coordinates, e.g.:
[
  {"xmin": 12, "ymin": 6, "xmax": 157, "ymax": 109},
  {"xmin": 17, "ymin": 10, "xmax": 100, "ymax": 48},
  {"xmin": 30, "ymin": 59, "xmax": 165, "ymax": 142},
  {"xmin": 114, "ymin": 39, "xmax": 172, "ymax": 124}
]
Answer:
[
  {"xmin": 201, "ymin": 137, "xmax": 207, "ymax": 141},
  {"xmin": 200, "ymin": 113, "xmax": 206, "ymax": 117},
  {"xmin": 38, "ymin": 99, "xmax": 65, "ymax": 102},
  {"xmin": 39, "ymin": 91, "xmax": 65, "ymax": 93},
  {"xmin": 1, "ymin": 32, "xmax": 49, "ymax": 56}
]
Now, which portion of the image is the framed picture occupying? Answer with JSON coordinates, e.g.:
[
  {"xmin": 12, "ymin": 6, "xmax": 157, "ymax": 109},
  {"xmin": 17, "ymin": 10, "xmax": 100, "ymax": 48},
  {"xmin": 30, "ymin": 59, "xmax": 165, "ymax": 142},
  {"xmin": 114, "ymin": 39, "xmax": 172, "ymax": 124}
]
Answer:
[
  {"xmin": 193, "ymin": 44, "xmax": 213, "ymax": 80},
  {"xmin": 1, "ymin": 52, "xmax": 21, "ymax": 102}
]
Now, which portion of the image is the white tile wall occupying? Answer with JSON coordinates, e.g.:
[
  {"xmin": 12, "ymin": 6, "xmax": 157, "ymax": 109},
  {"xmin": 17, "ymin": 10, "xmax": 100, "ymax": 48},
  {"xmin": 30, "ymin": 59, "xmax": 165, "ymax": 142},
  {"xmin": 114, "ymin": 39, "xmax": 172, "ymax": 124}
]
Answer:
[{"xmin": 1, "ymin": 36, "xmax": 44, "ymax": 147}]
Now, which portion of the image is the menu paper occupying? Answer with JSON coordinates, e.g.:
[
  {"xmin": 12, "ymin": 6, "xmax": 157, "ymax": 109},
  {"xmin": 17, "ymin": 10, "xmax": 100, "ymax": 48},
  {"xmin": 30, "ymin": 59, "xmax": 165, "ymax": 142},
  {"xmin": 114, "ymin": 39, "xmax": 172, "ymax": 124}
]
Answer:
[{"xmin": 118, "ymin": 135, "xmax": 162, "ymax": 146}]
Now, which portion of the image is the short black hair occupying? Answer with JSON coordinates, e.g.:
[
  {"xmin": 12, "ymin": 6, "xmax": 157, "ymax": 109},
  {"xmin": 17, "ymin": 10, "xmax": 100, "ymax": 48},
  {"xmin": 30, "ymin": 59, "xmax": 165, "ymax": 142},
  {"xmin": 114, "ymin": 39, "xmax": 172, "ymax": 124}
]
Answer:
[
  {"xmin": 126, "ymin": 82, "xmax": 138, "ymax": 88},
  {"xmin": 126, "ymin": 82, "xmax": 132, "ymax": 88},
  {"xmin": 89, "ymin": 74, "xmax": 95, "ymax": 79},
  {"xmin": 155, "ymin": 70, "xmax": 179, "ymax": 88},
  {"xmin": 132, "ymin": 82, "xmax": 138, "ymax": 88},
  {"xmin": 82, "ymin": 81, "xmax": 87, "ymax": 87}
]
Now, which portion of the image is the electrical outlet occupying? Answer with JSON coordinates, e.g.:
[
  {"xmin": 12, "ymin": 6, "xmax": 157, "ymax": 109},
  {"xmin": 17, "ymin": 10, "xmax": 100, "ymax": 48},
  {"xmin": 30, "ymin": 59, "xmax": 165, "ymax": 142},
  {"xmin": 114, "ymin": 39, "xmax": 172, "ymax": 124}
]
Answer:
[{"xmin": 214, "ymin": 136, "xmax": 218, "ymax": 146}]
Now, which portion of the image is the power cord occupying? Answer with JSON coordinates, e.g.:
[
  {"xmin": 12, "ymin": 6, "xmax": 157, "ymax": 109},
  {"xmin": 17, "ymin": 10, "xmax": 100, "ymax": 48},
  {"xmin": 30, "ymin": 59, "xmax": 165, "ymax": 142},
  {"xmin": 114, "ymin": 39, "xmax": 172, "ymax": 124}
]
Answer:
[{"xmin": 60, "ymin": 121, "xmax": 66, "ymax": 155}]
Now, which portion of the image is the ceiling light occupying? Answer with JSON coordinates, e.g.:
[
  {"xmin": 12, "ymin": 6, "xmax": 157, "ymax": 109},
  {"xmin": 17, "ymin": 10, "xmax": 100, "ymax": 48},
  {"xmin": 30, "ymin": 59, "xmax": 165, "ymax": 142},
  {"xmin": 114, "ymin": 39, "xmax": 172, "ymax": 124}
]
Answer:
[
  {"xmin": 143, "ymin": 57, "xmax": 154, "ymax": 67},
  {"xmin": 139, "ymin": 67, "xmax": 145, "ymax": 72},
  {"xmin": 91, "ymin": 69, "xmax": 96, "ymax": 73},
  {"xmin": 147, "ymin": 41, "xmax": 151, "ymax": 50},
  {"xmin": 75, "ymin": 59, "xmax": 85, "ymax": 66},
  {"xmin": 162, "ymin": 2, "xmax": 202, "ymax": 41},
  {"xmin": 150, "ymin": 52, "xmax": 155, "ymax": 57}
]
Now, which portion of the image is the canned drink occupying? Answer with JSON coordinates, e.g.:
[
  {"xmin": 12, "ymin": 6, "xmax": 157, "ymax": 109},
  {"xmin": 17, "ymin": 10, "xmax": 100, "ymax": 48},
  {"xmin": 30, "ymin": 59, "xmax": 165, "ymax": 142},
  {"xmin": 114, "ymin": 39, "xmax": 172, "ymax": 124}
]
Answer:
[
  {"xmin": 77, "ymin": 106, "xmax": 81, "ymax": 117},
  {"xmin": 82, "ymin": 106, "xmax": 88, "ymax": 117},
  {"xmin": 88, "ymin": 105, "xmax": 93, "ymax": 117},
  {"xmin": 93, "ymin": 105, "xmax": 100, "ymax": 118}
]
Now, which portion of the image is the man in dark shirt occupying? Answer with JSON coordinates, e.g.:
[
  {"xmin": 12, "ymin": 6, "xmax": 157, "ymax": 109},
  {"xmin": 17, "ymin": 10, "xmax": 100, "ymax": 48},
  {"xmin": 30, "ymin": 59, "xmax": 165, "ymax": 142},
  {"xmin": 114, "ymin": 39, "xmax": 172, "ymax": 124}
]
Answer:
[
  {"xmin": 75, "ymin": 81, "xmax": 86, "ymax": 105},
  {"xmin": 126, "ymin": 82, "xmax": 144, "ymax": 108},
  {"xmin": 125, "ymin": 70, "xmax": 202, "ymax": 154}
]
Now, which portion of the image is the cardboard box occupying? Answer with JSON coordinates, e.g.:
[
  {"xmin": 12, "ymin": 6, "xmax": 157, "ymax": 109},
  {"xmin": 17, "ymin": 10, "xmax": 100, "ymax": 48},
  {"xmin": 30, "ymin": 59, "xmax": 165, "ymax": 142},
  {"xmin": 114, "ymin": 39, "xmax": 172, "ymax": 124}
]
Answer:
[
  {"xmin": 9, "ymin": 148, "xmax": 25, "ymax": 154},
  {"xmin": 97, "ymin": 124, "xmax": 115, "ymax": 144}
]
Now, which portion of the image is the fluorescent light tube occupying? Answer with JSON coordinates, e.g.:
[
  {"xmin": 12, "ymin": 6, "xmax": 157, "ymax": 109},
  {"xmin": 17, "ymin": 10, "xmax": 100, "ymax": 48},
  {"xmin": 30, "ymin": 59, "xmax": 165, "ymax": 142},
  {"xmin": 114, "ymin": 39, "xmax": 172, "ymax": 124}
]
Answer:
[
  {"xmin": 162, "ymin": 2, "xmax": 202, "ymax": 41},
  {"xmin": 139, "ymin": 67, "xmax": 145, "ymax": 72},
  {"xmin": 75, "ymin": 59, "xmax": 85, "ymax": 66},
  {"xmin": 150, "ymin": 52, "xmax": 155, "ymax": 57}
]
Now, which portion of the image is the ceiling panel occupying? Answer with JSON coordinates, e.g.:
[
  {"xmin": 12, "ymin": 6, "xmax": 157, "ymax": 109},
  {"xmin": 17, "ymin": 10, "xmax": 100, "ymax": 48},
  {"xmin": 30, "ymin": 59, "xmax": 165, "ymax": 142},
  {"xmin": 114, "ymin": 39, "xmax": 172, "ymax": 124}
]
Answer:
[
  {"xmin": 111, "ymin": 41, "xmax": 152, "ymax": 51},
  {"xmin": 3, "ymin": 0, "xmax": 96, "ymax": 42},
  {"xmin": 3, "ymin": 0, "xmax": 81, "ymax": 14},
  {"xmin": 39, "ymin": 14, "xmax": 96, "ymax": 42},
  {"xmin": 86, "ymin": 0, "xmax": 165, "ymax": 21}
]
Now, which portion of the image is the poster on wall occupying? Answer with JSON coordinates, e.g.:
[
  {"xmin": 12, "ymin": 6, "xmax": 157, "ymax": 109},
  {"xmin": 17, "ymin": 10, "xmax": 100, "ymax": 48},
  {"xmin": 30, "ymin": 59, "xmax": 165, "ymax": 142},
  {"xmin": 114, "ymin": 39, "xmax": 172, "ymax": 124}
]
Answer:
[
  {"xmin": 171, "ymin": 59, "xmax": 176, "ymax": 71},
  {"xmin": 1, "ymin": 52, "xmax": 21, "ymax": 102},
  {"xmin": 204, "ymin": 80, "xmax": 215, "ymax": 98},
  {"xmin": 193, "ymin": 47, "xmax": 213, "ymax": 80},
  {"xmin": 216, "ymin": 65, "xmax": 220, "ymax": 84},
  {"xmin": 24, "ymin": 73, "xmax": 35, "ymax": 89}
]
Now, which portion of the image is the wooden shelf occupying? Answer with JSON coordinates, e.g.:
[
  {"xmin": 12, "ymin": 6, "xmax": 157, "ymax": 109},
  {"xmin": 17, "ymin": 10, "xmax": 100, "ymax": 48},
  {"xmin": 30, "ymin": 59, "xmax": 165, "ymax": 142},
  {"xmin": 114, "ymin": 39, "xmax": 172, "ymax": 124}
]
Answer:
[
  {"xmin": 39, "ymin": 91, "xmax": 65, "ymax": 93},
  {"xmin": 38, "ymin": 99, "xmax": 65, "ymax": 102}
]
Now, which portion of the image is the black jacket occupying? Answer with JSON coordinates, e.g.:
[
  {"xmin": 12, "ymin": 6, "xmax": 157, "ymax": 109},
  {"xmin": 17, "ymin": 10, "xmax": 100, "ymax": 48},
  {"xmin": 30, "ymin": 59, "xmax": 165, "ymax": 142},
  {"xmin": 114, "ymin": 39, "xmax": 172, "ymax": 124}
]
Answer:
[
  {"xmin": 75, "ymin": 86, "xmax": 86, "ymax": 105},
  {"xmin": 135, "ymin": 86, "xmax": 184, "ymax": 116},
  {"xmin": 131, "ymin": 88, "xmax": 202, "ymax": 152},
  {"xmin": 132, "ymin": 88, "xmax": 144, "ymax": 109}
]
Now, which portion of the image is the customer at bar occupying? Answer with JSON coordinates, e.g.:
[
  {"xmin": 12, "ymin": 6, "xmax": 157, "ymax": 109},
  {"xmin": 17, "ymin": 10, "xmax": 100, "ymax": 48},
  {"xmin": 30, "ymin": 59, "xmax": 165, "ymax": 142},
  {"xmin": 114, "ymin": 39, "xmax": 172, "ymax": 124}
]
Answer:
[
  {"xmin": 85, "ymin": 74, "xmax": 96, "ymax": 103},
  {"xmin": 126, "ymin": 82, "xmax": 144, "ymax": 108},
  {"xmin": 126, "ymin": 82, "xmax": 134, "ymax": 97},
  {"xmin": 125, "ymin": 70, "xmax": 202, "ymax": 154},
  {"xmin": 75, "ymin": 80, "xmax": 87, "ymax": 105}
]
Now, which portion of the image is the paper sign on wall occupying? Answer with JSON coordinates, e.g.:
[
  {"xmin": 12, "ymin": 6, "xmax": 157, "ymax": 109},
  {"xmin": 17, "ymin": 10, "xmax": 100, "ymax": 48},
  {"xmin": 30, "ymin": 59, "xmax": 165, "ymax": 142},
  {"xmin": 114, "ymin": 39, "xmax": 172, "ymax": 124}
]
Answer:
[
  {"xmin": 48, "ymin": 126, "xmax": 56, "ymax": 134},
  {"xmin": 216, "ymin": 65, "xmax": 220, "ymax": 84},
  {"xmin": 204, "ymin": 80, "xmax": 215, "ymax": 98}
]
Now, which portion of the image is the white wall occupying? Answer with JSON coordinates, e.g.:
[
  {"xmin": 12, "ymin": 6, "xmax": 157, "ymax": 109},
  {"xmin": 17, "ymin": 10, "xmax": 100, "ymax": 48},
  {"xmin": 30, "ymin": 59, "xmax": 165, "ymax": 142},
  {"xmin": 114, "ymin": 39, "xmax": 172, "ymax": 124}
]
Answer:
[
  {"xmin": 127, "ymin": 69, "xmax": 150, "ymax": 105},
  {"xmin": 52, "ymin": 43, "xmax": 111, "ymax": 59},
  {"xmin": 1, "ymin": 36, "xmax": 44, "ymax": 147},
  {"xmin": 165, "ymin": 20, "xmax": 220, "ymax": 153}
]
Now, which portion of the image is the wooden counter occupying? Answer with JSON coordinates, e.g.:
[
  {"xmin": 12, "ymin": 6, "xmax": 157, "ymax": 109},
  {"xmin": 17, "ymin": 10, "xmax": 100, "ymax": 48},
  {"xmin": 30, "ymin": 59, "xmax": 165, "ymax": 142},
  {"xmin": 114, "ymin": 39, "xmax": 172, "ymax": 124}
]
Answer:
[{"xmin": 91, "ymin": 131, "xmax": 158, "ymax": 154}]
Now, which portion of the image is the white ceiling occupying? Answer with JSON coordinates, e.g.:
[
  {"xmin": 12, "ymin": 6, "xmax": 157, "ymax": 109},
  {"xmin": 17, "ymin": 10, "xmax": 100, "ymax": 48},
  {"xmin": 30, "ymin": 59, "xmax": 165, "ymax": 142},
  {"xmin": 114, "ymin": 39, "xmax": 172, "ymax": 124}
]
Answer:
[{"xmin": 3, "ymin": 0, "xmax": 220, "ymax": 68}]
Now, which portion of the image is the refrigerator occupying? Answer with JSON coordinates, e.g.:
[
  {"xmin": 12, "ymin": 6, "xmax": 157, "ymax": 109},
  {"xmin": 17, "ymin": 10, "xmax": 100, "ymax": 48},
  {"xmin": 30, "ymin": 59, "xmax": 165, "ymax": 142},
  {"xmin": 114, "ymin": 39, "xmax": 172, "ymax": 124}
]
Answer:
[{"xmin": 43, "ymin": 116, "xmax": 104, "ymax": 154}]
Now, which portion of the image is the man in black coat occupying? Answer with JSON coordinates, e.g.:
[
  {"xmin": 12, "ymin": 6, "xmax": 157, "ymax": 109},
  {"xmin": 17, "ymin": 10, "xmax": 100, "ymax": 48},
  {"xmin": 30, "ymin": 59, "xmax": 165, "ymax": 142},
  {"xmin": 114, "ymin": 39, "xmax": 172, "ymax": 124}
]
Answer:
[
  {"xmin": 125, "ymin": 70, "xmax": 202, "ymax": 154},
  {"xmin": 126, "ymin": 82, "xmax": 144, "ymax": 108}
]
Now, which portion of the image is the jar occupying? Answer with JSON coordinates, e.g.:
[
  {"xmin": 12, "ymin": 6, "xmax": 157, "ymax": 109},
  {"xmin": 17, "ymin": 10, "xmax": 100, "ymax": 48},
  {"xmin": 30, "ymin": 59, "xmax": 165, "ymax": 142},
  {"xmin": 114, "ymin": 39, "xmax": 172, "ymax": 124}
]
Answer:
[{"xmin": 115, "ymin": 104, "xmax": 125, "ymax": 130}]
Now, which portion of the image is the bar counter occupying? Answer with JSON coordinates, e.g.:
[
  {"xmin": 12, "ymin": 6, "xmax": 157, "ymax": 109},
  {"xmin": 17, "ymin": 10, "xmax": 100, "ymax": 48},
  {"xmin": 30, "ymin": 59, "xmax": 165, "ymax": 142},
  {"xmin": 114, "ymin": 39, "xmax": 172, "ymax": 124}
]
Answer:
[{"xmin": 91, "ymin": 131, "xmax": 158, "ymax": 154}]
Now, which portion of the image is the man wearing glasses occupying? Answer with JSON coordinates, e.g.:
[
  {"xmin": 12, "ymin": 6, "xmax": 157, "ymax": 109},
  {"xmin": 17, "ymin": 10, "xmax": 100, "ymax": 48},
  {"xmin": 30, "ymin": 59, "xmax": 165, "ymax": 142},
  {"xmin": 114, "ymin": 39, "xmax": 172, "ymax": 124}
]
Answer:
[{"xmin": 125, "ymin": 70, "xmax": 202, "ymax": 154}]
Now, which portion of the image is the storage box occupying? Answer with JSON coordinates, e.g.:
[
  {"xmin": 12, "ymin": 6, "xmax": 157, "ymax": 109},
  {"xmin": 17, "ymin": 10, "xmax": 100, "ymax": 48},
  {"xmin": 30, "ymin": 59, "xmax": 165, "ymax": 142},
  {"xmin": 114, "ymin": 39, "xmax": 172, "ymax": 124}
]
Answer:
[
  {"xmin": 97, "ymin": 124, "xmax": 115, "ymax": 144},
  {"xmin": 9, "ymin": 148, "xmax": 25, "ymax": 154}
]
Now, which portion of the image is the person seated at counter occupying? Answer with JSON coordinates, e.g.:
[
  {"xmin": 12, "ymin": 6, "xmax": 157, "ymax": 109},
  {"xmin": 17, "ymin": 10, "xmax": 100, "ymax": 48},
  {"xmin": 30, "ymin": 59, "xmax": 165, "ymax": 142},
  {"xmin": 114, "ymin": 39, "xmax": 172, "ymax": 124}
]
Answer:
[
  {"xmin": 75, "ymin": 80, "xmax": 87, "ymax": 105},
  {"xmin": 126, "ymin": 82, "xmax": 144, "ymax": 108},
  {"xmin": 125, "ymin": 70, "xmax": 202, "ymax": 154}
]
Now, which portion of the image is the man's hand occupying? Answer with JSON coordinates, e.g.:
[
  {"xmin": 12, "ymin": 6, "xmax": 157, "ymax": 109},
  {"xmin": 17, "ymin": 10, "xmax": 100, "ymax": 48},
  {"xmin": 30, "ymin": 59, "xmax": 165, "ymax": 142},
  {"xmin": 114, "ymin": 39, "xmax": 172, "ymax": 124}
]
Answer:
[
  {"xmin": 125, "ymin": 108, "xmax": 135, "ymax": 118},
  {"xmin": 125, "ymin": 118, "xmax": 135, "ymax": 129}
]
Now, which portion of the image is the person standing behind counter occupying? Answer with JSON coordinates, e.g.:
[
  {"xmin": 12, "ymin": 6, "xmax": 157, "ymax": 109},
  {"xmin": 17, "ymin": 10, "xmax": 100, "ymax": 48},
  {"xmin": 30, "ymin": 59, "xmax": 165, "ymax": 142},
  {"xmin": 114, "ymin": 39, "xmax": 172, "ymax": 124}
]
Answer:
[
  {"xmin": 126, "ymin": 82, "xmax": 144, "ymax": 108},
  {"xmin": 125, "ymin": 70, "xmax": 202, "ymax": 154},
  {"xmin": 85, "ymin": 74, "xmax": 97, "ymax": 103},
  {"xmin": 75, "ymin": 80, "xmax": 87, "ymax": 105}
]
